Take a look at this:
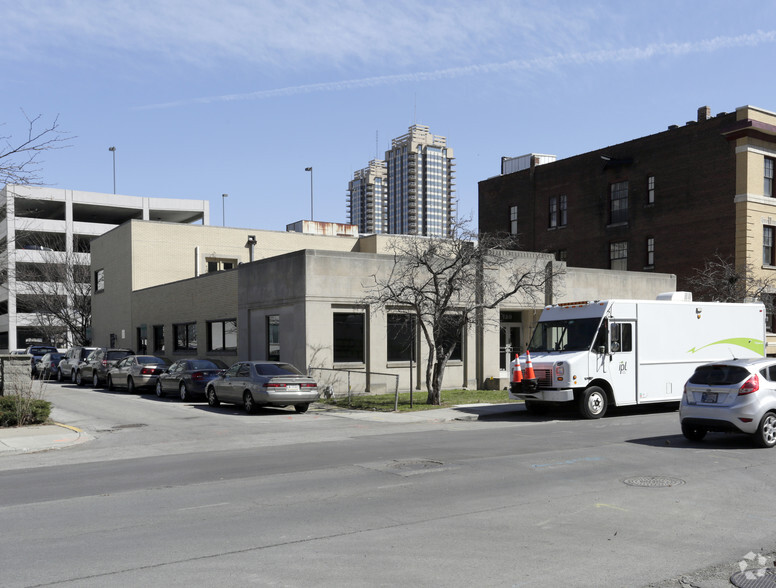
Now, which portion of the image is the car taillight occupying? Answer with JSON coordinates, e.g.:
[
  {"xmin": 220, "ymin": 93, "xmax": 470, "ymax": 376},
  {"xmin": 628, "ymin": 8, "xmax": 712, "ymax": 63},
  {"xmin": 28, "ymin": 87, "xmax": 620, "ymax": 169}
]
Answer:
[
  {"xmin": 739, "ymin": 374, "xmax": 760, "ymax": 395},
  {"xmin": 191, "ymin": 371, "xmax": 205, "ymax": 381},
  {"xmin": 140, "ymin": 367, "xmax": 154, "ymax": 375},
  {"xmin": 266, "ymin": 382, "xmax": 283, "ymax": 388},
  {"xmin": 301, "ymin": 383, "xmax": 316, "ymax": 388},
  {"xmin": 102, "ymin": 359, "xmax": 108, "ymax": 367}
]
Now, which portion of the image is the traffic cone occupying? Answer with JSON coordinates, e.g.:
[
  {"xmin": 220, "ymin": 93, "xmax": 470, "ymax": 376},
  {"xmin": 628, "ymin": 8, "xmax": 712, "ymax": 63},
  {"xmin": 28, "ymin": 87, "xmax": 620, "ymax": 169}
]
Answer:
[
  {"xmin": 511, "ymin": 354, "xmax": 523, "ymax": 384},
  {"xmin": 524, "ymin": 350, "xmax": 536, "ymax": 381}
]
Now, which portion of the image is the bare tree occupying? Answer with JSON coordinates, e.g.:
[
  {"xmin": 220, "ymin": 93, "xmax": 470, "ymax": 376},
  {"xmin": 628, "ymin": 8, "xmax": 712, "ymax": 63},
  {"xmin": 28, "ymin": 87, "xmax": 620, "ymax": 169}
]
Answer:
[
  {"xmin": 687, "ymin": 253, "xmax": 776, "ymax": 314},
  {"xmin": 0, "ymin": 111, "xmax": 70, "ymax": 186},
  {"xmin": 365, "ymin": 221, "xmax": 551, "ymax": 405}
]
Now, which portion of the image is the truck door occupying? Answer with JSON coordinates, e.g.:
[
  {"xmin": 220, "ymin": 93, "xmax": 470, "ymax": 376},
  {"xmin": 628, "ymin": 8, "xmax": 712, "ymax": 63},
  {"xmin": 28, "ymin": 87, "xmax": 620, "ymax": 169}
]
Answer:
[{"xmin": 607, "ymin": 322, "xmax": 636, "ymax": 405}]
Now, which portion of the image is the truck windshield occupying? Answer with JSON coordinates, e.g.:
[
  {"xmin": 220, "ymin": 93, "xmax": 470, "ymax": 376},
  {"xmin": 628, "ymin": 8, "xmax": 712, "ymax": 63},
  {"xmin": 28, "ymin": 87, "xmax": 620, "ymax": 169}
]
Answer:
[{"xmin": 527, "ymin": 318, "xmax": 601, "ymax": 353}]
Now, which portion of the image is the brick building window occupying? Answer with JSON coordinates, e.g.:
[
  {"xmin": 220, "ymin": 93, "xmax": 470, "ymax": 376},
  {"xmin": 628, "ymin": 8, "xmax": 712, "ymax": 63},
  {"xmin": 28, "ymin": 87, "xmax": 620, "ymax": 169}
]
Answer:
[
  {"xmin": 646, "ymin": 237, "xmax": 655, "ymax": 267},
  {"xmin": 556, "ymin": 249, "xmax": 567, "ymax": 262},
  {"xmin": 609, "ymin": 181, "xmax": 629, "ymax": 224},
  {"xmin": 559, "ymin": 194, "xmax": 567, "ymax": 227},
  {"xmin": 510, "ymin": 205, "xmax": 518, "ymax": 235},
  {"xmin": 764, "ymin": 226, "xmax": 775, "ymax": 266},
  {"xmin": 548, "ymin": 196, "xmax": 558, "ymax": 228},
  {"xmin": 766, "ymin": 158, "xmax": 774, "ymax": 198},
  {"xmin": 610, "ymin": 241, "xmax": 628, "ymax": 270},
  {"xmin": 647, "ymin": 176, "xmax": 655, "ymax": 204}
]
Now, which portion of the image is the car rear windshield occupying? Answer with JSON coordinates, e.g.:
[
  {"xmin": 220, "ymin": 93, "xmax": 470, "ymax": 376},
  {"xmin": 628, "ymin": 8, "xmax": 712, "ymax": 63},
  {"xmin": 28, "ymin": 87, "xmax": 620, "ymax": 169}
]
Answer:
[
  {"xmin": 254, "ymin": 363, "xmax": 302, "ymax": 376},
  {"xmin": 688, "ymin": 365, "xmax": 751, "ymax": 385},
  {"xmin": 106, "ymin": 351, "xmax": 133, "ymax": 361},
  {"xmin": 137, "ymin": 356, "xmax": 167, "ymax": 364},
  {"xmin": 190, "ymin": 360, "xmax": 221, "ymax": 370}
]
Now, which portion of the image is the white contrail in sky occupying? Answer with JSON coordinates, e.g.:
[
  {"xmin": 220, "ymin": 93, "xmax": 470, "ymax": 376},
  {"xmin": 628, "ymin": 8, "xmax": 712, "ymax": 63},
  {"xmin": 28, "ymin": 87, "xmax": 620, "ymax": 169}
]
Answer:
[{"xmin": 138, "ymin": 30, "xmax": 776, "ymax": 110}]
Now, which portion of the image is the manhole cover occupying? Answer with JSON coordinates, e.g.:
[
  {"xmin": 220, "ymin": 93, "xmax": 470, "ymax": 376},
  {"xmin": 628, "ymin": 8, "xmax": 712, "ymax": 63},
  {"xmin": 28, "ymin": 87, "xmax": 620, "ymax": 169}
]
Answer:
[
  {"xmin": 388, "ymin": 459, "xmax": 444, "ymax": 473},
  {"xmin": 731, "ymin": 569, "xmax": 776, "ymax": 587},
  {"xmin": 623, "ymin": 475, "xmax": 685, "ymax": 488}
]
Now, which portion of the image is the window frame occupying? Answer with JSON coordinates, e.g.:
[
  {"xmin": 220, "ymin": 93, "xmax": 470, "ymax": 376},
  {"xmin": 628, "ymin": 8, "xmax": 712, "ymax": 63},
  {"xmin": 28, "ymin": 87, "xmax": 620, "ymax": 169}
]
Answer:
[
  {"xmin": 267, "ymin": 315, "xmax": 280, "ymax": 361},
  {"xmin": 387, "ymin": 313, "xmax": 416, "ymax": 362},
  {"xmin": 764, "ymin": 226, "xmax": 775, "ymax": 266},
  {"xmin": 609, "ymin": 241, "xmax": 628, "ymax": 270},
  {"xmin": 333, "ymin": 312, "xmax": 365, "ymax": 364},
  {"xmin": 548, "ymin": 196, "xmax": 558, "ymax": 229},
  {"xmin": 173, "ymin": 322, "xmax": 197, "ymax": 351},
  {"xmin": 94, "ymin": 268, "xmax": 105, "ymax": 293},
  {"xmin": 766, "ymin": 157, "xmax": 774, "ymax": 198},
  {"xmin": 647, "ymin": 175, "xmax": 655, "ymax": 204},
  {"xmin": 609, "ymin": 181, "xmax": 629, "ymax": 224},
  {"xmin": 646, "ymin": 236, "xmax": 655, "ymax": 267},
  {"xmin": 509, "ymin": 205, "xmax": 518, "ymax": 235},
  {"xmin": 207, "ymin": 319, "xmax": 237, "ymax": 352}
]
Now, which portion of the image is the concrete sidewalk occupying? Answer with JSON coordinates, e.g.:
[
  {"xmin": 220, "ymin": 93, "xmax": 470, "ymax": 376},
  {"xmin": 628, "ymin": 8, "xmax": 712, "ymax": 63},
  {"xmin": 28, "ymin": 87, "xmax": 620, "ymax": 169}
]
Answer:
[{"xmin": 0, "ymin": 422, "xmax": 94, "ymax": 455}]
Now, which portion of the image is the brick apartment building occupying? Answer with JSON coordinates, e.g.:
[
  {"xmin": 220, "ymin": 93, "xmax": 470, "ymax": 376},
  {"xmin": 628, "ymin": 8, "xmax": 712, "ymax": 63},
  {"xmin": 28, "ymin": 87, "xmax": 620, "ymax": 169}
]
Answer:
[{"xmin": 478, "ymin": 105, "xmax": 776, "ymax": 304}]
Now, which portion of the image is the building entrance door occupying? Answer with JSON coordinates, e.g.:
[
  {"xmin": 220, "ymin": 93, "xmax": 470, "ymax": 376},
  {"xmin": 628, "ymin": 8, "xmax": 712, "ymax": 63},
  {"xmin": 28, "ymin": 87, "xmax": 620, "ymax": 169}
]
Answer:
[{"xmin": 499, "ymin": 322, "xmax": 523, "ymax": 372}]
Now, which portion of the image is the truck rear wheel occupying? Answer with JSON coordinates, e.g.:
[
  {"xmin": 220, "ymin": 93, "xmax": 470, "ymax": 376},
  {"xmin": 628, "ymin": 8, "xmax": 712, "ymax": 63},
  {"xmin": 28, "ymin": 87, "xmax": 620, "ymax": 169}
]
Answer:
[{"xmin": 578, "ymin": 386, "xmax": 607, "ymax": 419}]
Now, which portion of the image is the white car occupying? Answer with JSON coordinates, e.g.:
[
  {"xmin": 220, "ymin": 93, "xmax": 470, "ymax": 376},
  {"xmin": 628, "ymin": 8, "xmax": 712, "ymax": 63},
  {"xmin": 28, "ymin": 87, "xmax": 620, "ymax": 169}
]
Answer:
[{"xmin": 680, "ymin": 358, "xmax": 776, "ymax": 448}]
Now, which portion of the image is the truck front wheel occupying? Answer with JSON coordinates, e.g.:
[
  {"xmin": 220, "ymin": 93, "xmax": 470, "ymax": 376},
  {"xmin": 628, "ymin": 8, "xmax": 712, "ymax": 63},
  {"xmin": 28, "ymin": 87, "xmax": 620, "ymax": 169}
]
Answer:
[{"xmin": 578, "ymin": 386, "xmax": 608, "ymax": 419}]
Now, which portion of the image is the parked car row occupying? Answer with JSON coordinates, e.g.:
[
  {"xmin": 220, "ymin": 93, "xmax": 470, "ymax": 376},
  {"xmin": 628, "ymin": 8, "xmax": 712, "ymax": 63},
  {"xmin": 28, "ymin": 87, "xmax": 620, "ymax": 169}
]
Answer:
[{"xmin": 51, "ymin": 346, "xmax": 320, "ymax": 414}]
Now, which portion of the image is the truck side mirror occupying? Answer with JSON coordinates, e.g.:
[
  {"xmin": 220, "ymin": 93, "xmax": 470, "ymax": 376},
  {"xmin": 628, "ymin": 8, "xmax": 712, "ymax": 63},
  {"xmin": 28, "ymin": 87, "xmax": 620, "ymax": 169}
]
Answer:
[{"xmin": 610, "ymin": 341, "xmax": 620, "ymax": 353}]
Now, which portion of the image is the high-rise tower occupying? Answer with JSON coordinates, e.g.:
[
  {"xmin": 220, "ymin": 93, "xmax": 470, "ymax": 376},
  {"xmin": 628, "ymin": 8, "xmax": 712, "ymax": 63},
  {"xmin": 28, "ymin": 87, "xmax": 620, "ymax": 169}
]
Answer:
[
  {"xmin": 348, "ymin": 125, "xmax": 455, "ymax": 236},
  {"xmin": 347, "ymin": 159, "xmax": 388, "ymax": 234}
]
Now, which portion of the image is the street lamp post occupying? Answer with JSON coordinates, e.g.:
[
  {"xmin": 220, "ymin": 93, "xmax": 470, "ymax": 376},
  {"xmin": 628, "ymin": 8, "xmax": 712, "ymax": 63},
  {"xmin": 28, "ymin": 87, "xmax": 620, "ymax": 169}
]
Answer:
[
  {"xmin": 108, "ymin": 146, "xmax": 116, "ymax": 194},
  {"xmin": 222, "ymin": 193, "xmax": 228, "ymax": 227},
  {"xmin": 305, "ymin": 167, "xmax": 314, "ymax": 220}
]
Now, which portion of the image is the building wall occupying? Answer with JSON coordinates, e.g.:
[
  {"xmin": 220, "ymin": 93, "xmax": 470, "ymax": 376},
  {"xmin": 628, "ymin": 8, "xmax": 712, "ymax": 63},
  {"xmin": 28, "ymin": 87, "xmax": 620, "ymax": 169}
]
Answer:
[
  {"xmin": 92, "ymin": 220, "xmax": 362, "ymax": 351},
  {"xmin": 478, "ymin": 107, "xmax": 740, "ymax": 292},
  {"xmin": 132, "ymin": 270, "xmax": 239, "ymax": 364}
]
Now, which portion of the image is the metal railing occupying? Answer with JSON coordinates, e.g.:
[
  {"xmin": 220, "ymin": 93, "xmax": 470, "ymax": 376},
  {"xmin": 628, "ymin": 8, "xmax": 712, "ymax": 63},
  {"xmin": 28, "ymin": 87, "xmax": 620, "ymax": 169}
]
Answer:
[{"xmin": 308, "ymin": 366, "xmax": 401, "ymax": 409}]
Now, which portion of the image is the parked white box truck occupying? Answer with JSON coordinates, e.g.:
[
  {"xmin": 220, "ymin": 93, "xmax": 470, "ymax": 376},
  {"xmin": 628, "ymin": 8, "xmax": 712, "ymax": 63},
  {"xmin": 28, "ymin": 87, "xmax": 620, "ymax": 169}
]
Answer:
[{"xmin": 510, "ymin": 293, "xmax": 766, "ymax": 418}]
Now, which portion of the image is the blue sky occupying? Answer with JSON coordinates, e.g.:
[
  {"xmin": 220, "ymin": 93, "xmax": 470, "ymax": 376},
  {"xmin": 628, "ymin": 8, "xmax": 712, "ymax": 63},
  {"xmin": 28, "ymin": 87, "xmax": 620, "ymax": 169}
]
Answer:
[{"xmin": 3, "ymin": 0, "xmax": 776, "ymax": 231}]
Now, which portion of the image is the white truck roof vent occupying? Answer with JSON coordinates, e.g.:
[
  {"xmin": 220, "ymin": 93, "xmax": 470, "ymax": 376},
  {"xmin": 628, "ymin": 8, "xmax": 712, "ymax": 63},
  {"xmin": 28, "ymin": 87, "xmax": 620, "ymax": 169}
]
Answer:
[{"xmin": 656, "ymin": 291, "xmax": 693, "ymax": 302}]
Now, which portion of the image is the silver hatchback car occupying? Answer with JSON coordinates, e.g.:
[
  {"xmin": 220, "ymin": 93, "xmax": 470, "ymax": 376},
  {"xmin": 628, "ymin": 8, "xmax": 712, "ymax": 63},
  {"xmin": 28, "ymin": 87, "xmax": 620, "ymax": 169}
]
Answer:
[
  {"xmin": 680, "ymin": 358, "xmax": 776, "ymax": 447},
  {"xmin": 205, "ymin": 361, "xmax": 319, "ymax": 414}
]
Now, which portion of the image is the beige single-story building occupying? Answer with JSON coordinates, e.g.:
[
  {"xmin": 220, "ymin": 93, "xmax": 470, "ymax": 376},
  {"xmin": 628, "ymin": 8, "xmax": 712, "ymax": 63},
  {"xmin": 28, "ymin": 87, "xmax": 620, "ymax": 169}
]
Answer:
[{"xmin": 91, "ymin": 220, "xmax": 676, "ymax": 393}]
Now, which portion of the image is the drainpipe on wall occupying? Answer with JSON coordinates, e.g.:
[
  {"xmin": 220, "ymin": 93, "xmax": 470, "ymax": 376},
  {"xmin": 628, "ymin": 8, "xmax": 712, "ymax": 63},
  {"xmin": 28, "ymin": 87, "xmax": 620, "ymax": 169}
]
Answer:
[{"xmin": 195, "ymin": 246, "xmax": 200, "ymax": 277}]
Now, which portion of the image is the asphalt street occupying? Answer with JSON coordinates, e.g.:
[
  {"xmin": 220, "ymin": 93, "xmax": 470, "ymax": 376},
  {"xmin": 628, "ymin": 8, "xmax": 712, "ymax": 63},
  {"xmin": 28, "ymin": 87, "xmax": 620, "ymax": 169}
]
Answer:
[{"xmin": 2, "ymin": 382, "xmax": 776, "ymax": 587}]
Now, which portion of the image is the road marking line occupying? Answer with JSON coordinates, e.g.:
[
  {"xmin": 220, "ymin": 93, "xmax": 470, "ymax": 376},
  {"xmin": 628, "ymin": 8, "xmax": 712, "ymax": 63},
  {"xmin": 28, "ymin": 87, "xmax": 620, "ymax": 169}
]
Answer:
[{"xmin": 177, "ymin": 502, "xmax": 231, "ymax": 511}]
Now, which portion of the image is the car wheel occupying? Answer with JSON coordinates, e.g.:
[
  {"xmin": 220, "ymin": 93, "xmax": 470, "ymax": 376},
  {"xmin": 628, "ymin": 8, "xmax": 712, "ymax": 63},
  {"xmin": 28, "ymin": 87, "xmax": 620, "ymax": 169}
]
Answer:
[
  {"xmin": 57, "ymin": 369, "xmax": 64, "ymax": 382},
  {"xmin": 294, "ymin": 403, "xmax": 310, "ymax": 414},
  {"xmin": 578, "ymin": 386, "xmax": 608, "ymax": 419},
  {"xmin": 206, "ymin": 386, "xmax": 220, "ymax": 407},
  {"xmin": 92, "ymin": 372, "xmax": 100, "ymax": 388},
  {"xmin": 127, "ymin": 377, "xmax": 136, "ymax": 394},
  {"xmin": 155, "ymin": 381, "xmax": 165, "ymax": 398},
  {"xmin": 681, "ymin": 423, "xmax": 707, "ymax": 442},
  {"xmin": 243, "ymin": 391, "xmax": 255, "ymax": 414},
  {"xmin": 107, "ymin": 375, "xmax": 115, "ymax": 391},
  {"xmin": 75, "ymin": 371, "xmax": 84, "ymax": 386},
  {"xmin": 754, "ymin": 412, "xmax": 776, "ymax": 448},
  {"xmin": 70, "ymin": 370, "xmax": 77, "ymax": 383},
  {"xmin": 179, "ymin": 382, "xmax": 189, "ymax": 402}
]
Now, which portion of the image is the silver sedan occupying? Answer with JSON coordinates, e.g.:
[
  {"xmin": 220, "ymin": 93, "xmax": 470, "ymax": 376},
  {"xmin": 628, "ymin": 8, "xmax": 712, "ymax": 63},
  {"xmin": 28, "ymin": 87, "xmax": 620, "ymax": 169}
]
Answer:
[
  {"xmin": 205, "ymin": 361, "xmax": 319, "ymax": 414},
  {"xmin": 107, "ymin": 355, "xmax": 171, "ymax": 394}
]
